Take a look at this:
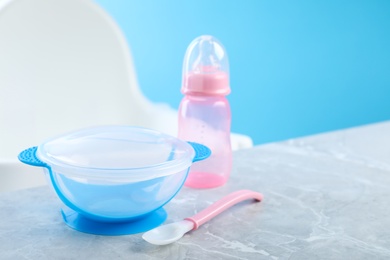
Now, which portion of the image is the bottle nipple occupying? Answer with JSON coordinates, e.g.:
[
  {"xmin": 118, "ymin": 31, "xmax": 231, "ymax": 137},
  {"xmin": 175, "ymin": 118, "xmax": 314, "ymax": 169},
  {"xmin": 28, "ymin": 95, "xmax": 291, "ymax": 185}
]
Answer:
[{"xmin": 182, "ymin": 35, "xmax": 230, "ymax": 95}]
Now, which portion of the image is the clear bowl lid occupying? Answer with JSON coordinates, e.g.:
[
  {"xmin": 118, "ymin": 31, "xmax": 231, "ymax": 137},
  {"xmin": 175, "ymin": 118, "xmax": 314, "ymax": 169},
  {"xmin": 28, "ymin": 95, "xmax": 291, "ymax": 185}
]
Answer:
[{"xmin": 36, "ymin": 126, "xmax": 195, "ymax": 181}]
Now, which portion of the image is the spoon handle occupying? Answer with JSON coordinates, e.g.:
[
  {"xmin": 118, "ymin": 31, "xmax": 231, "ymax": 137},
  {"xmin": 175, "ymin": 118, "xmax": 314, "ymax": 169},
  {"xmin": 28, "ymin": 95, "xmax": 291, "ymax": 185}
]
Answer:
[{"xmin": 184, "ymin": 190, "xmax": 263, "ymax": 230}]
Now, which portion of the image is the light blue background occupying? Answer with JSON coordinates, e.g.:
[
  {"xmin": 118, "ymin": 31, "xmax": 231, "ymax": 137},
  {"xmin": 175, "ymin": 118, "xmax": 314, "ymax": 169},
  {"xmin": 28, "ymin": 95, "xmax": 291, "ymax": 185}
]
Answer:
[{"xmin": 95, "ymin": 0, "xmax": 390, "ymax": 145}]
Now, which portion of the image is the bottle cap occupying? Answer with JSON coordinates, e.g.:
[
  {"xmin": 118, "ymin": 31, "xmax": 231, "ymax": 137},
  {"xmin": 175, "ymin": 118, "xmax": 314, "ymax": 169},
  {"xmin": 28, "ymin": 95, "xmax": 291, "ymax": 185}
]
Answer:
[{"xmin": 182, "ymin": 35, "xmax": 230, "ymax": 95}]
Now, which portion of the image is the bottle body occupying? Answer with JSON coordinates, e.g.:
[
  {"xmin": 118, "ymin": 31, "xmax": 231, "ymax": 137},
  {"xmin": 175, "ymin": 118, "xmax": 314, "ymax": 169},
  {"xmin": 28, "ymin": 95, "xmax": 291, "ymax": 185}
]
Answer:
[{"xmin": 178, "ymin": 95, "xmax": 232, "ymax": 188}]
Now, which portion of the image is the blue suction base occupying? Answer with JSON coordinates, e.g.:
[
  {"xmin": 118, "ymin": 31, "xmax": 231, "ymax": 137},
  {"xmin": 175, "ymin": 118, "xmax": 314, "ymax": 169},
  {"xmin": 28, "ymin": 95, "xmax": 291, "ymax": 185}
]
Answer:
[{"xmin": 61, "ymin": 207, "xmax": 167, "ymax": 236}]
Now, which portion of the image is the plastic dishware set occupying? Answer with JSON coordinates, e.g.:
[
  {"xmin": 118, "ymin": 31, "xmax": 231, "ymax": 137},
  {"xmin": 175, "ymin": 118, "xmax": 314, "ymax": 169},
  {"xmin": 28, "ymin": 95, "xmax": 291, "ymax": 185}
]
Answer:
[{"xmin": 18, "ymin": 36, "xmax": 263, "ymax": 242}]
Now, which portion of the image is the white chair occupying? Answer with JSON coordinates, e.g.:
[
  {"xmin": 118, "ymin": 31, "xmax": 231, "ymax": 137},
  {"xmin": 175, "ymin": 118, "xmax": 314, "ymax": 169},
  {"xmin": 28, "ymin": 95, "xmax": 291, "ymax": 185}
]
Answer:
[{"xmin": 0, "ymin": 0, "xmax": 253, "ymax": 192}]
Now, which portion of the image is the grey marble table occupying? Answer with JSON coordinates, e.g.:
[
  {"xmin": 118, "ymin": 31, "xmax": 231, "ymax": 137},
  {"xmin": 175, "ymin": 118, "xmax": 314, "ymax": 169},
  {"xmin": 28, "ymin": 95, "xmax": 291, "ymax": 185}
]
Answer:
[{"xmin": 1, "ymin": 121, "xmax": 390, "ymax": 259}]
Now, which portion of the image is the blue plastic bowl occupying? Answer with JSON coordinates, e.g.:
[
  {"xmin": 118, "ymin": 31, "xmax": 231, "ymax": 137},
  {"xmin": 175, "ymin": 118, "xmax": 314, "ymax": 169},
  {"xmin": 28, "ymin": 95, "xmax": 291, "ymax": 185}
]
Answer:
[{"xmin": 18, "ymin": 126, "xmax": 210, "ymax": 235}]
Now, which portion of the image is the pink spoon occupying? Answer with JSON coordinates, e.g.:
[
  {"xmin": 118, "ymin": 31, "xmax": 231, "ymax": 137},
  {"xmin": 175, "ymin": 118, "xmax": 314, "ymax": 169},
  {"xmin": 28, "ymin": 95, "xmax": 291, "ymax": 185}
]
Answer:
[{"xmin": 142, "ymin": 190, "xmax": 263, "ymax": 245}]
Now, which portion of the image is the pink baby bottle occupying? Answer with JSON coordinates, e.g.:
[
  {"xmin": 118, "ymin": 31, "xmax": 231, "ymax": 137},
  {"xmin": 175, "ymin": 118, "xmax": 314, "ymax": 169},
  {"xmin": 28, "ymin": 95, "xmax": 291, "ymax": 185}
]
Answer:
[{"xmin": 178, "ymin": 35, "xmax": 232, "ymax": 189}]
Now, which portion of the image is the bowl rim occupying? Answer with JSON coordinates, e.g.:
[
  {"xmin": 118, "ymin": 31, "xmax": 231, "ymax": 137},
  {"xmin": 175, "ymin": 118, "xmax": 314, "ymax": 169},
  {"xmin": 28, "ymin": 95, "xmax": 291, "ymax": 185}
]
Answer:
[{"xmin": 36, "ymin": 125, "xmax": 195, "ymax": 181}]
